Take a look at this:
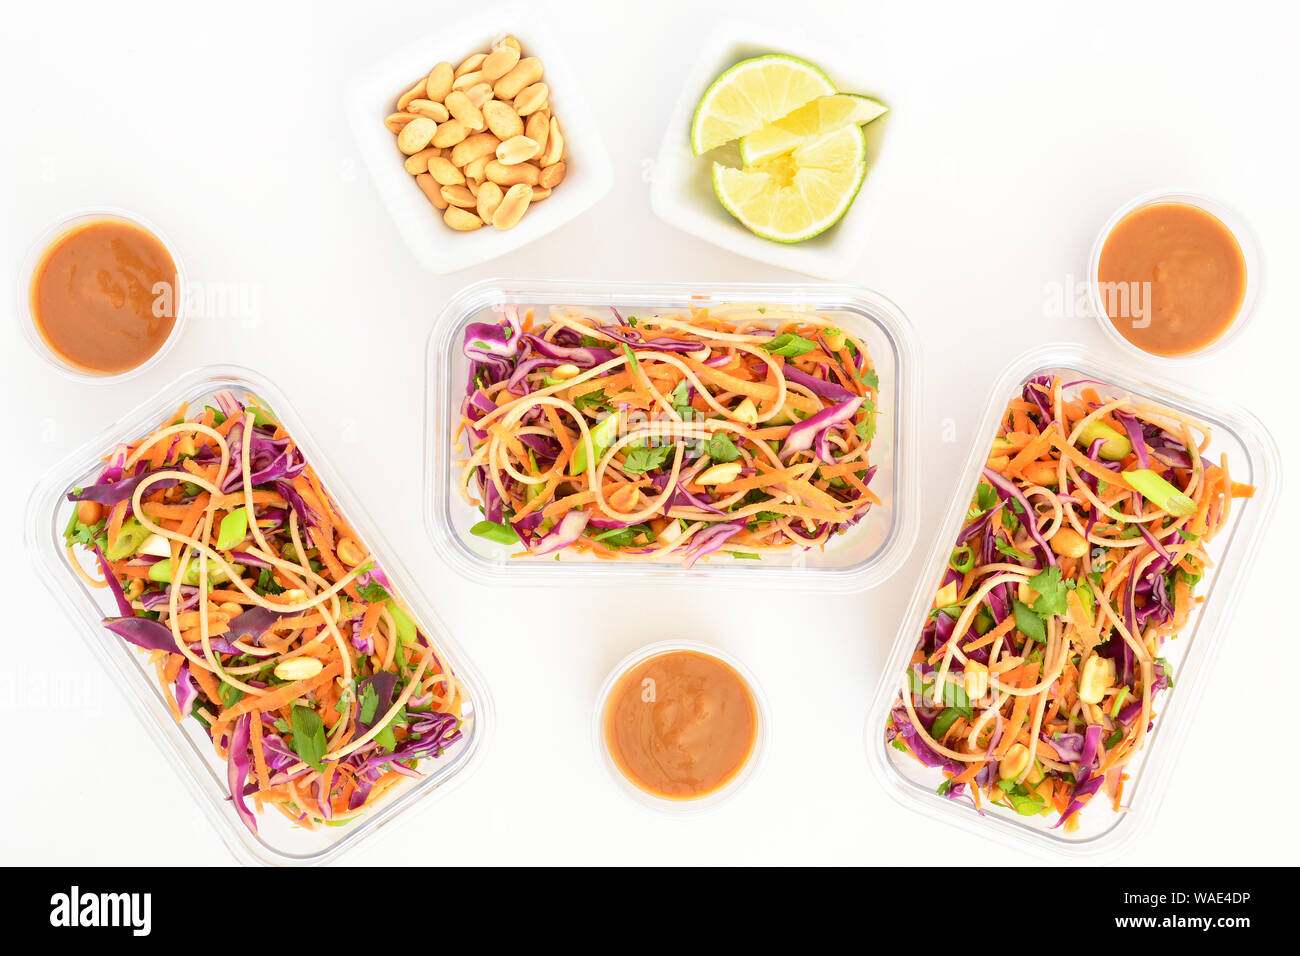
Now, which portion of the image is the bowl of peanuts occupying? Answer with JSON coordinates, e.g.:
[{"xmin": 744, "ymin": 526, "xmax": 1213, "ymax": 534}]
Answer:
[{"xmin": 347, "ymin": 11, "xmax": 612, "ymax": 273}]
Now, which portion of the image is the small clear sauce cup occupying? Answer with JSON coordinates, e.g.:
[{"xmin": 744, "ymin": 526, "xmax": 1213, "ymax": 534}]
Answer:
[
  {"xmin": 593, "ymin": 639, "xmax": 769, "ymax": 814},
  {"xmin": 1087, "ymin": 189, "xmax": 1261, "ymax": 365},
  {"xmin": 18, "ymin": 207, "xmax": 188, "ymax": 384}
]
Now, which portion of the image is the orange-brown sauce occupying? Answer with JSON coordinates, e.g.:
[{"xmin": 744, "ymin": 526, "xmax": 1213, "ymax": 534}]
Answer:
[
  {"xmin": 1097, "ymin": 202, "xmax": 1246, "ymax": 357},
  {"xmin": 603, "ymin": 649, "xmax": 758, "ymax": 800},
  {"xmin": 30, "ymin": 218, "xmax": 178, "ymax": 375}
]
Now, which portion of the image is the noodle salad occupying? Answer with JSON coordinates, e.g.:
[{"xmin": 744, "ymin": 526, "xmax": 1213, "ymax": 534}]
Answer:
[
  {"xmin": 455, "ymin": 303, "xmax": 881, "ymax": 565},
  {"xmin": 63, "ymin": 391, "xmax": 466, "ymax": 834},
  {"xmin": 886, "ymin": 375, "xmax": 1255, "ymax": 830}
]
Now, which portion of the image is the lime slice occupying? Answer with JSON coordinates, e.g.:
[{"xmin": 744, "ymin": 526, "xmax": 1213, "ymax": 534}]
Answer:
[
  {"xmin": 739, "ymin": 93, "xmax": 888, "ymax": 167},
  {"xmin": 690, "ymin": 54, "xmax": 835, "ymax": 155},
  {"xmin": 712, "ymin": 124, "xmax": 866, "ymax": 242}
]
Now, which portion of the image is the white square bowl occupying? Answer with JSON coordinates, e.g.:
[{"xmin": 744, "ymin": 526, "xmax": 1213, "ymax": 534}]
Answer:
[
  {"xmin": 650, "ymin": 20, "xmax": 896, "ymax": 279},
  {"xmin": 345, "ymin": 5, "xmax": 613, "ymax": 274}
]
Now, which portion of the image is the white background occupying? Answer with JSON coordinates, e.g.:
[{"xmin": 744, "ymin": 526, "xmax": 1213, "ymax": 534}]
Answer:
[{"xmin": 2, "ymin": 0, "xmax": 1296, "ymax": 865}]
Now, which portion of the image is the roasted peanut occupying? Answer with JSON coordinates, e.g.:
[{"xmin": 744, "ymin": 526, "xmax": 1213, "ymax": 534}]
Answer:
[
  {"xmin": 476, "ymin": 181, "xmax": 504, "ymax": 222},
  {"xmin": 440, "ymin": 183, "xmax": 476, "ymax": 208},
  {"xmin": 539, "ymin": 116, "xmax": 563, "ymax": 166},
  {"xmin": 396, "ymin": 116, "xmax": 438, "ymax": 154},
  {"xmin": 481, "ymin": 44, "xmax": 520, "ymax": 81},
  {"xmin": 463, "ymin": 154, "xmax": 489, "ymax": 182},
  {"xmin": 444, "ymin": 90, "xmax": 485, "ymax": 131},
  {"xmin": 732, "ymin": 396, "xmax": 758, "ymax": 426},
  {"xmin": 999, "ymin": 743, "xmax": 1031, "ymax": 780},
  {"xmin": 493, "ymin": 56, "xmax": 543, "ymax": 100},
  {"xmin": 1050, "ymin": 526, "xmax": 1088, "ymax": 558},
  {"xmin": 525, "ymin": 110, "xmax": 549, "ymax": 150},
  {"xmin": 407, "ymin": 98, "xmax": 450, "ymax": 122},
  {"xmin": 450, "ymin": 131, "xmax": 501, "ymax": 167},
  {"xmin": 491, "ymin": 183, "xmax": 532, "ymax": 230},
  {"xmin": 416, "ymin": 172, "xmax": 449, "ymax": 209},
  {"xmin": 444, "ymin": 206, "xmax": 483, "ymax": 231},
  {"xmin": 385, "ymin": 111, "xmax": 419, "ymax": 133},
  {"xmin": 496, "ymin": 134, "xmax": 541, "ymax": 165},
  {"xmin": 456, "ymin": 52, "xmax": 487, "ymax": 76},
  {"xmin": 335, "ymin": 537, "xmax": 365, "ymax": 567},
  {"xmin": 392, "ymin": 38, "xmax": 566, "ymax": 235},
  {"xmin": 513, "ymin": 82, "xmax": 548, "ymax": 116},
  {"xmin": 697, "ymin": 462, "xmax": 742, "ymax": 485},
  {"xmin": 403, "ymin": 147, "xmax": 438, "ymax": 175},
  {"xmin": 427, "ymin": 156, "xmax": 465, "ymax": 186},
  {"xmin": 485, "ymin": 159, "xmax": 540, "ymax": 186},
  {"xmin": 538, "ymin": 159, "xmax": 566, "ymax": 188},
  {"xmin": 465, "ymin": 82, "xmax": 494, "ymax": 109},
  {"xmin": 396, "ymin": 79, "xmax": 426, "ymax": 111},
  {"xmin": 452, "ymin": 70, "xmax": 485, "ymax": 91},
  {"xmin": 431, "ymin": 118, "xmax": 469, "ymax": 147},
  {"xmin": 274, "ymin": 657, "xmax": 324, "ymax": 681},
  {"xmin": 425, "ymin": 62, "xmax": 454, "ymax": 102},
  {"xmin": 482, "ymin": 99, "xmax": 524, "ymax": 139},
  {"xmin": 607, "ymin": 484, "xmax": 642, "ymax": 513},
  {"xmin": 1078, "ymin": 655, "xmax": 1116, "ymax": 704}
]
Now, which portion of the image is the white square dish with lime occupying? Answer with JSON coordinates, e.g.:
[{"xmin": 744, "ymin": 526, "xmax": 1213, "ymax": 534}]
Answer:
[{"xmin": 691, "ymin": 54, "xmax": 887, "ymax": 243}]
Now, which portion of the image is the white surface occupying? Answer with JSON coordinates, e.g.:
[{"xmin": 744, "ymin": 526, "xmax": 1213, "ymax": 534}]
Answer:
[
  {"xmin": 1, "ymin": 0, "xmax": 1296, "ymax": 866},
  {"xmin": 652, "ymin": 20, "xmax": 897, "ymax": 278},
  {"xmin": 346, "ymin": 4, "xmax": 613, "ymax": 274}
]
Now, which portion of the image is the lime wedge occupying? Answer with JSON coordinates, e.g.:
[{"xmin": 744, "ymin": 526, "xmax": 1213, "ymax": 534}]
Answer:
[
  {"xmin": 712, "ymin": 124, "xmax": 866, "ymax": 242},
  {"xmin": 739, "ymin": 93, "xmax": 888, "ymax": 167},
  {"xmin": 690, "ymin": 54, "xmax": 835, "ymax": 155}
]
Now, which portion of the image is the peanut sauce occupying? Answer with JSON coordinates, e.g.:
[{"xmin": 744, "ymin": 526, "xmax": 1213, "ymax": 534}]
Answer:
[
  {"xmin": 603, "ymin": 649, "xmax": 758, "ymax": 800},
  {"xmin": 30, "ymin": 218, "xmax": 178, "ymax": 375},
  {"xmin": 1097, "ymin": 202, "xmax": 1246, "ymax": 357}
]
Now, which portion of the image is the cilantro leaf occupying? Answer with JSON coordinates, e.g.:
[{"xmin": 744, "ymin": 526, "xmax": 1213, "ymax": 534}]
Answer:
[
  {"xmin": 289, "ymin": 705, "xmax": 328, "ymax": 771},
  {"xmin": 995, "ymin": 537, "xmax": 1031, "ymax": 562},
  {"xmin": 1013, "ymin": 598, "xmax": 1047, "ymax": 643},
  {"xmin": 357, "ymin": 682, "xmax": 380, "ymax": 725},
  {"xmin": 374, "ymin": 705, "xmax": 407, "ymax": 753},
  {"xmin": 217, "ymin": 681, "xmax": 244, "ymax": 708},
  {"xmin": 621, "ymin": 443, "xmax": 674, "ymax": 473},
  {"xmin": 704, "ymin": 432, "xmax": 741, "ymax": 462},
  {"xmin": 1027, "ymin": 566, "xmax": 1068, "ymax": 616}
]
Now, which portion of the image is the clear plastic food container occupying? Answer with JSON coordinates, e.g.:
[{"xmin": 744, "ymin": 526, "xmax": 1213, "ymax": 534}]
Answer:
[
  {"xmin": 864, "ymin": 343, "xmax": 1280, "ymax": 857},
  {"xmin": 425, "ymin": 278, "xmax": 919, "ymax": 592},
  {"xmin": 26, "ymin": 365, "xmax": 492, "ymax": 865}
]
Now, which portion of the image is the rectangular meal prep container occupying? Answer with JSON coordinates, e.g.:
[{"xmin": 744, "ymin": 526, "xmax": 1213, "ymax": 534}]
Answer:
[
  {"xmin": 425, "ymin": 278, "xmax": 919, "ymax": 592},
  {"xmin": 864, "ymin": 343, "xmax": 1280, "ymax": 858},
  {"xmin": 26, "ymin": 365, "xmax": 492, "ymax": 866}
]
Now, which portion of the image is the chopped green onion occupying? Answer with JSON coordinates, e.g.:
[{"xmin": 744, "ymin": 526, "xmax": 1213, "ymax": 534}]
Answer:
[{"xmin": 1124, "ymin": 469, "xmax": 1197, "ymax": 517}]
